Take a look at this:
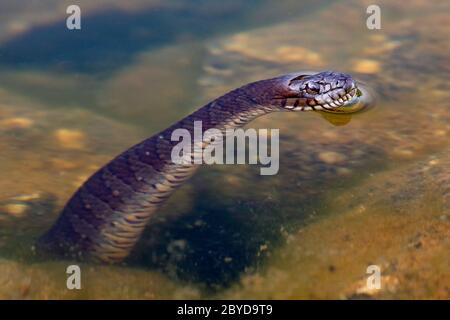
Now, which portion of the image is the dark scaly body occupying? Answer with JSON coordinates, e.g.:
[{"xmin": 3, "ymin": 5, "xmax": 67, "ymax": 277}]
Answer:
[{"xmin": 37, "ymin": 71, "xmax": 364, "ymax": 263}]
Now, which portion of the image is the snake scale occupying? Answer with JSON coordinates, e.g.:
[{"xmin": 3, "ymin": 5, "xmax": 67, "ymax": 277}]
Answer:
[{"xmin": 37, "ymin": 71, "xmax": 371, "ymax": 263}]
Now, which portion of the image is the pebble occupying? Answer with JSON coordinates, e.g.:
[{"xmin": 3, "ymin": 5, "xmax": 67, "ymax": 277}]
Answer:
[
  {"xmin": 321, "ymin": 130, "xmax": 339, "ymax": 140},
  {"xmin": 0, "ymin": 117, "xmax": 34, "ymax": 130},
  {"xmin": 221, "ymin": 33, "xmax": 323, "ymax": 66},
  {"xmin": 428, "ymin": 159, "xmax": 439, "ymax": 166},
  {"xmin": 225, "ymin": 175, "xmax": 242, "ymax": 187},
  {"xmin": 356, "ymin": 205, "xmax": 366, "ymax": 214},
  {"xmin": 434, "ymin": 130, "xmax": 446, "ymax": 137},
  {"xmin": 369, "ymin": 34, "xmax": 387, "ymax": 43},
  {"xmin": 363, "ymin": 41, "xmax": 400, "ymax": 56},
  {"xmin": 392, "ymin": 148, "xmax": 415, "ymax": 159},
  {"xmin": 194, "ymin": 219, "xmax": 205, "ymax": 227},
  {"xmin": 203, "ymin": 65, "xmax": 233, "ymax": 76},
  {"xmin": 337, "ymin": 167, "xmax": 352, "ymax": 176},
  {"xmin": 1, "ymin": 203, "xmax": 29, "ymax": 218},
  {"xmin": 352, "ymin": 59, "xmax": 381, "ymax": 74},
  {"xmin": 317, "ymin": 151, "xmax": 347, "ymax": 165},
  {"xmin": 12, "ymin": 193, "xmax": 41, "ymax": 202},
  {"xmin": 275, "ymin": 46, "xmax": 323, "ymax": 66},
  {"xmin": 54, "ymin": 129, "xmax": 86, "ymax": 150}
]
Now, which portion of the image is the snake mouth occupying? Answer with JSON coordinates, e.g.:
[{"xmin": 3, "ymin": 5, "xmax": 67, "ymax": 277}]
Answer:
[
  {"xmin": 313, "ymin": 86, "xmax": 359, "ymax": 112},
  {"xmin": 318, "ymin": 86, "xmax": 360, "ymax": 112},
  {"xmin": 319, "ymin": 84, "xmax": 375, "ymax": 114},
  {"xmin": 279, "ymin": 86, "xmax": 358, "ymax": 112}
]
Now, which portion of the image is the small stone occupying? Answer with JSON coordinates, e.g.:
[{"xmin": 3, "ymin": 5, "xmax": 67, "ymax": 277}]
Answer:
[
  {"xmin": 321, "ymin": 130, "xmax": 339, "ymax": 140},
  {"xmin": 428, "ymin": 159, "xmax": 439, "ymax": 166},
  {"xmin": 352, "ymin": 59, "xmax": 381, "ymax": 74},
  {"xmin": 275, "ymin": 46, "xmax": 323, "ymax": 66},
  {"xmin": 369, "ymin": 34, "xmax": 387, "ymax": 43},
  {"xmin": 1, "ymin": 117, "xmax": 34, "ymax": 129},
  {"xmin": 392, "ymin": 148, "xmax": 415, "ymax": 159},
  {"xmin": 203, "ymin": 65, "xmax": 233, "ymax": 76},
  {"xmin": 357, "ymin": 205, "xmax": 366, "ymax": 214},
  {"xmin": 363, "ymin": 41, "xmax": 400, "ymax": 56},
  {"xmin": 1, "ymin": 203, "xmax": 29, "ymax": 218},
  {"xmin": 54, "ymin": 129, "xmax": 86, "ymax": 150},
  {"xmin": 12, "ymin": 193, "xmax": 41, "ymax": 202},
  {"xmin": 225, "ymin": 175, "xmax": 242, "ymax": 187},
  {"xmin": 337, "ymin": 167, "xmax": 352, "ymax": 176},
  {"xmin": 194, "ymin": 219, "xmax": 205, "ymax": 227},
  {"xmin": 318, "ymin": 151, "xmax": 346, "ymax": 165}
]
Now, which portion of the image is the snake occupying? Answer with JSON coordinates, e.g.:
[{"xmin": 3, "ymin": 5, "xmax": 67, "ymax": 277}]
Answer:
[{"xmin": 36, "ymin": 71, "xmax": 374, "ymax": 263}]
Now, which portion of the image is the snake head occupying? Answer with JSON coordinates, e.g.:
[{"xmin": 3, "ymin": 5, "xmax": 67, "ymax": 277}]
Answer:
[{"xmin": 276, "ymin": 71, "xmax": 360, "ymax": 112}]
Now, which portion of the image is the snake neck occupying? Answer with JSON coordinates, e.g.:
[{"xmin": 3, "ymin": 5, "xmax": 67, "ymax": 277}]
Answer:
[
  {"xmin": 37, "ymin": 81, "xmax": 278, "ymax": 263},
  {"xmin": 168, "ymin": 85, "xmax": 277, "ymax": 134}
]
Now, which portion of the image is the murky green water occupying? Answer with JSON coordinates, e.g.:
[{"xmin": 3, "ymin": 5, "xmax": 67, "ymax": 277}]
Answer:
[{"xmin": 0, "ymin": 0, "xmax": 448, "ymax": 299}]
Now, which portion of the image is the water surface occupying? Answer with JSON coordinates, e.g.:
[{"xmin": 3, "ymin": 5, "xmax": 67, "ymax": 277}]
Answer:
[{"xmin": 0, "ymin": 0, "xmax": 448, "ymax": 299}]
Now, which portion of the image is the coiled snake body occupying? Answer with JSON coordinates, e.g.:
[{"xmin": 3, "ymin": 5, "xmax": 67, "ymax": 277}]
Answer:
[{"xmin": 37, "ymin": 71, "xmax": 372, "ymax": 263}]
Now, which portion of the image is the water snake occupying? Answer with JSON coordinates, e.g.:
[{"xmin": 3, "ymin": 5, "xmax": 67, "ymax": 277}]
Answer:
[{"xmin": 36, "ymin": 71, "xmax": 374, "ymax": 263}]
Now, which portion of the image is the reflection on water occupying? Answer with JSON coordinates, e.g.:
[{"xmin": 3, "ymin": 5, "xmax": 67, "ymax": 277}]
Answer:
[{"xmin": 0, "ymin": 0, "xmax": 449, "ymax": 299}]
